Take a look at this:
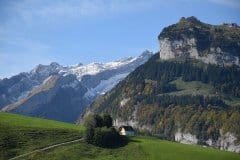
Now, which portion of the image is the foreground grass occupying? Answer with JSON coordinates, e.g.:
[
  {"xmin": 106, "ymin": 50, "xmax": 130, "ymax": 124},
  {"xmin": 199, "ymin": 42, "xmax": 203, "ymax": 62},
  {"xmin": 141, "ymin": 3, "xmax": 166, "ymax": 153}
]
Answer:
[
  {"xmin": 0, "ymin": 112, "xmax": 84, "ymax": 160},
  {"xmin": 137, "ymin": 137, "xmax": 240, "ymax": 160},
  {"xmin": 1, "ymin": 113, "xmax": 239, "ymax": 160},
  {"xmin": 19, "ymin": 139, "xmax": 147, "ymax": 160},
  {"xmin": 21, "ymin": 137, "xmax": 240, "ymax": 160}
]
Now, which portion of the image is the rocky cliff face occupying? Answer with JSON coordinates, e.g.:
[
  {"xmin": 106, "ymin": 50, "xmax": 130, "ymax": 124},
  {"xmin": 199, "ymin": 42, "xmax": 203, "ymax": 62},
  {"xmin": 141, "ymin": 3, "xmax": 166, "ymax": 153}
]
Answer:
[
  {"xmin": 175, "ymin": 130, "xmax": 240, "ymax": 153},
  {"xmin": 158, "ymin": 16, "xmax": 240, "ymax": 66}
]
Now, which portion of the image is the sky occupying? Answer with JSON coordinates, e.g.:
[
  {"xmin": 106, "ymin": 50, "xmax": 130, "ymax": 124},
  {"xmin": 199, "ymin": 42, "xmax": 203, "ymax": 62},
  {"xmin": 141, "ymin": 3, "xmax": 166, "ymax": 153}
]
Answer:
[{"xmin": 0, "ymin": 0, "xmax": 240, "ymax": 78}]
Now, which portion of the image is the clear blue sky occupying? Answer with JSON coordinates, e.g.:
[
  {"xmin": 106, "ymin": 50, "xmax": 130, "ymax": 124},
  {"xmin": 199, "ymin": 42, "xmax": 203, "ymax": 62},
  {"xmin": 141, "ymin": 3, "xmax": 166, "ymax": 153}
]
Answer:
[{"xmin": 0, "ymin": 0, "xmax": 240, "ymax": 78}]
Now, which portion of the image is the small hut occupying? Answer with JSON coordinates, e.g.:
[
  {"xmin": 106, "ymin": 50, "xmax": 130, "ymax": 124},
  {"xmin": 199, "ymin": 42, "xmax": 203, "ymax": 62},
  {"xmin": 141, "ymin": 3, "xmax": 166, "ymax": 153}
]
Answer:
[{"xmin": 119, "ymin": 126, "xmax": 135, "ymax": 136}]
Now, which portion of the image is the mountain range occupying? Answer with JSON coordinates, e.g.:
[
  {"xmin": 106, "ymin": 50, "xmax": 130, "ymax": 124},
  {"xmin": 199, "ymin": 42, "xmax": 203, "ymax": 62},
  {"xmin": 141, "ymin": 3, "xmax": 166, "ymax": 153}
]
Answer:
[
  {"xmin": 1, "ymin": 16, "xmax": 240, "ymax": 153},
  {"xmin": 0, "ymin": 50, "xmax": 153, "ymax": 122}
]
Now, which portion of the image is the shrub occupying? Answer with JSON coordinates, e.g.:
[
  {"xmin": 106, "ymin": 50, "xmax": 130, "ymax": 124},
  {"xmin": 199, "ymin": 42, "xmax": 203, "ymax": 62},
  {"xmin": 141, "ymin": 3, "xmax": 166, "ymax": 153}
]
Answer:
[{"xmin": 84, "ymin": 114, "xmax": 125, "ymax": 148}]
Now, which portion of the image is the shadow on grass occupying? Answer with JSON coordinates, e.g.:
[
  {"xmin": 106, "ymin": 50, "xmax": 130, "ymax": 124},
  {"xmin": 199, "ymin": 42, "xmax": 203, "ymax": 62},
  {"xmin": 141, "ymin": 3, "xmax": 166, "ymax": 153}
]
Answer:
[
  {"xmin": 103, "ymin": 136, "xmax": 130, "ymax": 149},
  {"xmin": 129, "ymin": 138, "xmax": 141, "ymax": 143},
  {"xmin": 87, "ymin": 136, "xmax": 131, "ymax": 149},
  {"xmin": 99, "ymin": 136, "xmax": 142, "ymax": 149}
]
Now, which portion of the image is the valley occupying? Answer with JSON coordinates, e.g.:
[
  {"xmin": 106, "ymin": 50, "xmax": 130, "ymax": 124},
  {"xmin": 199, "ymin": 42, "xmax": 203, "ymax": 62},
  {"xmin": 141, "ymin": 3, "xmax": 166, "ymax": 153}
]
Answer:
[{"xmin": 1, "ymin": 14, "xmax": 240, "ymax": 159}]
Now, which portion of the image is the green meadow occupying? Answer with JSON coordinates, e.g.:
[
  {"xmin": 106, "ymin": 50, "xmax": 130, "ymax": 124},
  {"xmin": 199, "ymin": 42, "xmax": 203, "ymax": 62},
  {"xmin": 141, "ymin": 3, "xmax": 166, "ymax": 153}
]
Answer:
[
  {"xmin": 18, "ymin": 137, "xmax": 240, "ymax": 160},
  {"xmin": 1, "ymin": 112, "xmax": 239, "ymax": 160},
  {"xmin": 0, "ymin": 112, "xmax": 84, "ymax": 160}
]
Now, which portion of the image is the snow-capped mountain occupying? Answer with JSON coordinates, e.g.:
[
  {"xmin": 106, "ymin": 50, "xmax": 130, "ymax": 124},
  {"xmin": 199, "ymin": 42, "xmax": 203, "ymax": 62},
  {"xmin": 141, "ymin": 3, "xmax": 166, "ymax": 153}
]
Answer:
[{"xmin": 0, "ymin": 50, "xmax": 153, "ymax": 122}]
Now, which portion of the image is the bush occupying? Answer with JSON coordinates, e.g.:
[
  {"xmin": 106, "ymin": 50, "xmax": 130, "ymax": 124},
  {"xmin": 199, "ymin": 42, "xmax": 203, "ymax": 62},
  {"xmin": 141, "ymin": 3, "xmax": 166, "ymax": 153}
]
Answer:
[
  {"xmin": 84, "ymin": 114, "xmax": 104, "ymax": 128},
  {"xmin": 93, "ymin": 127, "xmax": 119, "ymax": 147},
  {"xmin": 84, "ymin": 114, "xmax": 126, "ymax": 148}
]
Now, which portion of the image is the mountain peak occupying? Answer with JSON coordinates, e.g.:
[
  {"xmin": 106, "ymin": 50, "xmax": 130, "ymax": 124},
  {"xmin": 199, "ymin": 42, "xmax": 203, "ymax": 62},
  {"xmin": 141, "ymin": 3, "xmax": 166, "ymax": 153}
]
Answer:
[
  {"xmin": 31, "ymin": 63, "xmax": 60, "ymax": 73},
  {"xmin": 114, "ymin": 57, "xmax": 134, "ymax": 63},
  {"xmin": 140, "ymin": 50, "xmax": 153, "ymax": 57},
  {"xmin": 158, "ymin": 17, "xmax": 240, "ymax": 66},
  {"xmin": 179, "ymin": 16, "xmax": 201, "ymax": 24},
  {"xmin": 50, "ymin": 62, "xmax": 60, "ymax": 67},
  {"xmin": 29, "ymin": 62, "xmax": 63, "ymax": 82}
]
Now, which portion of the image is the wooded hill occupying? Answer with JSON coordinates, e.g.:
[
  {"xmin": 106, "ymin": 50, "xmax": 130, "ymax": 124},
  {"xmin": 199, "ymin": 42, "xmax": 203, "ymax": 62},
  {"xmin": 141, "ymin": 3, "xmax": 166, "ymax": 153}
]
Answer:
[{"xmin": 88, "ymin": 53, "xmax": 240, "ymax": 144}]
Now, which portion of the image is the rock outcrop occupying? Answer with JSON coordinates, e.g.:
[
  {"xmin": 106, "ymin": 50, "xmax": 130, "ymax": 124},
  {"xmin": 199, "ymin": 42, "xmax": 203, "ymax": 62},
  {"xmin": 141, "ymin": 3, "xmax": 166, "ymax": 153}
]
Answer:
[
  {"xmin": 158, "ymin": 16, "xmax": 240, "ymax": 66},
  {"xmin": 175, "ymin": 130, "xmax": 240, "ymax": 153}
]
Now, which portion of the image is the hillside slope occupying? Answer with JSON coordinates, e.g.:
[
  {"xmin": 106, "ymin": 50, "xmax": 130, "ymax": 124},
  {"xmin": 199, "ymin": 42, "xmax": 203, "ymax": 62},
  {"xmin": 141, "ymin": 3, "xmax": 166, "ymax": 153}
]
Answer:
[
  {"xmin": 1, "ymin": 113, "xmax": 239, "ymax": 160},
  {"xmin": 2, "ymin": 75, "xmax": 88, "ymax": 122},
  {"xmin": 17, "ymin": 137, "xmax": 240, "ymax": 160},
  {"xmin": 0, "ymin": 112, "xmax": 83, "ymax": 160},
  {"xmin": 85, "ymin": 17, "xmax": 240, "ymax": 152}
]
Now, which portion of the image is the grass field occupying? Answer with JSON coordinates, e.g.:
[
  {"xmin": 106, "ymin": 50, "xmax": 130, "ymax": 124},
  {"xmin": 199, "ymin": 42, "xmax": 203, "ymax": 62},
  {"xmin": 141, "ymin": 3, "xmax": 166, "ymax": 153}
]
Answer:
[
  {"xmin": 170, "ymin": 78, "xmax": 240, "ymax": 106},
  {"xmin": 19, "ymin": 137, "xmax": 240, "ymax": 160},
  {"xmin": 1, "ymin": 112, "xmax": 240, "ymax": 160},
  {"xmin": 0, "ymin": 112, "xmax": 84, "ymax": 130},
  {"xmin": 0, "ymin": 112, "xmax": 84, "ymax": 160},
  {"xmin": 138, "ymin": 137, "xmax": 240, "ymax": 160},
  {"xmin": 170, "ymin": 78, "xmax": 216, "ymax": 96}
]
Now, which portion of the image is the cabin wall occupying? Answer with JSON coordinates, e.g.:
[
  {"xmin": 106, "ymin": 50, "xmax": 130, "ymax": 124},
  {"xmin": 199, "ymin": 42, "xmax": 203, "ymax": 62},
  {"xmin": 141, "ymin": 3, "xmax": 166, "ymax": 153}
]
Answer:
[{"xmin": 120, "ymin": 129, "xmax": 134, "ymax": 136}]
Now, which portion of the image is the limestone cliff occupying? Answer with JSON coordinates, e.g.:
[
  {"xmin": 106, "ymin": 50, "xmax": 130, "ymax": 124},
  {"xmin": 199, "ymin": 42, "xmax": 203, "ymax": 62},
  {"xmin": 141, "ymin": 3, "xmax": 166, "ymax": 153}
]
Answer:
[{"xmin": 158, "ymin": 16, "xmax": 240, "ymax": 66}]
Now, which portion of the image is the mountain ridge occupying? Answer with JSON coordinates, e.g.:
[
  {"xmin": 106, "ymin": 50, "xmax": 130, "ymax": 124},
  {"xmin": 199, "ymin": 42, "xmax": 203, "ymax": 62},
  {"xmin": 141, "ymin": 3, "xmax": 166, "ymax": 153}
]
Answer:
[{"xmin": 0, "ymin": 50, "xmax": 153, "ymax": 122}]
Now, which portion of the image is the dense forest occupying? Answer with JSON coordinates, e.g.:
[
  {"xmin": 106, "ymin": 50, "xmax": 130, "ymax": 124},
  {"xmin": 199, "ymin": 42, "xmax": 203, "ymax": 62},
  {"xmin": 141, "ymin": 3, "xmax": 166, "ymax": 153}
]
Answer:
[{"xmin": 89, "ymin": 53, "xmax": 240, "ymax": 144}]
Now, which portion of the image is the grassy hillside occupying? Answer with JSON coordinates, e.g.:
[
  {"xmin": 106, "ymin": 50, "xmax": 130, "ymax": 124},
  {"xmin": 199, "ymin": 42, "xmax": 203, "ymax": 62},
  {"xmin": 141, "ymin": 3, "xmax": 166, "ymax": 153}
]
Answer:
[
  {"xmin": 1, "ymin": 113, "xmax": 239, "ymax": 160},
  {"xmin": 169, "ymin": 78, "xmax": 216, "ymax": 95},
  {"xmin": 0, "ymin": 112, "xmax": 84, "ymax": 160},
  {"xmin": 138, "ymin": 137, "xmax": 240, "ymax": 160},
  {"xmin": 19, "ymin": 137, "xmax": 240, "ymax": 160},
  {"xmin": 0, "ymin": 112, "xmax": 84, "ymax": 130}
]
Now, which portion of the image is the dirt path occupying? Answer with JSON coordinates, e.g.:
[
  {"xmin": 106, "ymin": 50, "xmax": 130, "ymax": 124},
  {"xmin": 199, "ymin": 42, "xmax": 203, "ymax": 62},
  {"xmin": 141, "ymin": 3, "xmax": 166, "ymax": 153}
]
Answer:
[{"xmin": 9, "ymin": 138, "xmax": 83, "ymax": 160}]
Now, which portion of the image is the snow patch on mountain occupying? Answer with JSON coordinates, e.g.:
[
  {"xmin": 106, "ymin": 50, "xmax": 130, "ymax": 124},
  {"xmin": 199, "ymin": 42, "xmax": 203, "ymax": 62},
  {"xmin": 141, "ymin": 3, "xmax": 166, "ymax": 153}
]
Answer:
[
  {"xmin": 84, "ymin": 73, "xmax": 129, "ymax": 99},
  {"xmin": 0, "ymin": 50, "xmax": 153, "ymax": 113},
  {"xmin": 60, "ymin": 57, "xmax": 137, "ymax": 81}
]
